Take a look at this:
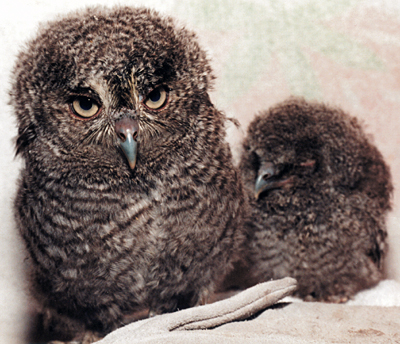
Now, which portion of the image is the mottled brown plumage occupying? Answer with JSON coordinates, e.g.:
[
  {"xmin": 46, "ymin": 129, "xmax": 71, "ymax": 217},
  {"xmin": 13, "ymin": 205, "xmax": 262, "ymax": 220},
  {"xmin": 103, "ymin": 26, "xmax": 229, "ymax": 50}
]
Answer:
[
  {"xmin": 239, "ymin": 98, "xmax": 392, "ymax": 302},
  {"xmin": 10, "ymin": 6, "xmax": 248, "ymax": 342}
]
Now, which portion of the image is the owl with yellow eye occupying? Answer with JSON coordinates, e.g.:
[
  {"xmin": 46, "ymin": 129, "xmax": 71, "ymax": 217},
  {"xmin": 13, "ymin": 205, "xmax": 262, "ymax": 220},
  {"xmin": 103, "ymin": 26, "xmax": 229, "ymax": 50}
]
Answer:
[{"xmin": 10, "ymin": 6, "xmax": 248, "ymax": 342}]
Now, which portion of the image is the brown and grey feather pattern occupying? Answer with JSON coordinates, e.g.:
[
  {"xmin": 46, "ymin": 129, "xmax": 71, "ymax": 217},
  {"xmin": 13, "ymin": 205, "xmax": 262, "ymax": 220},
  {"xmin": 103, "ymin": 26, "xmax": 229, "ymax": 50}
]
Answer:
[
  {"xmin": 10, "ymin": 7, "xmax": 248, "ymax": 342},
  {"xmin": 238, "ymin": 98, "xmax": 392, "ymax": 302}
]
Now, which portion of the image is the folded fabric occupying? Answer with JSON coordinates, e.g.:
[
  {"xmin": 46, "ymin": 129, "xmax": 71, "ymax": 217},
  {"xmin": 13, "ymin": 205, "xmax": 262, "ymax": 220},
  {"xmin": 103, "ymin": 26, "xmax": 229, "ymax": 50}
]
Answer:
[{"xmin": 98, "ymin": 277, "xmax": 297, "ymax": 343}]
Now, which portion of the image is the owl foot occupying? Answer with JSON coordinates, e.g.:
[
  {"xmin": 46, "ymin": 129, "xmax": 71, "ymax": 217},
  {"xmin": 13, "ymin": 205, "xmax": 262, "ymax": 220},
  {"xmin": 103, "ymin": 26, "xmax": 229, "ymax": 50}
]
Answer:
[
  {"xmin": 148, "ymin": 309, "xmax": 160, "ymax": 318},
  {"xmin": 197, "ymin": 288, "xmax": 211, "ymax": 306},
  {"xmin": 304, "ymin": 293, "xmax": 349, "ymax": 303},
  {"xmin": 325, "ymin": 295, "xmax": 349, "ymax": 304},
  {"xmin": 49, "ymin": 331, "xmax": 102, "ymax": 344}
]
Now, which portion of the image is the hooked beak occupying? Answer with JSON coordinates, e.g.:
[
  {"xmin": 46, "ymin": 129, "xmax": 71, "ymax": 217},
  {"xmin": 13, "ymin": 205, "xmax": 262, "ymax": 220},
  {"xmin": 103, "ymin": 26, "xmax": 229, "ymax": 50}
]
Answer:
[
  {"xmin": 254, "ymin": 162, "xmax": 276, "ymax": 199},
  {"xmin": 115, "ymin": 117, "xmax": 139, "ymax": 170},
  {"xmin": 254, "ymin": 162, "xmax": 293, "ymax": 199}
]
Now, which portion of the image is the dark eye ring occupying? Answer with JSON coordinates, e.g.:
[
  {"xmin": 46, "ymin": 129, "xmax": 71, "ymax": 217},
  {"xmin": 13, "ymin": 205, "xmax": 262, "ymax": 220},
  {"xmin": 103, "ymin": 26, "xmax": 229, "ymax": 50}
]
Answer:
[
  {"xmin": 70, "ymin": 96, "xmax": 101, "ymax": 119},
  {"xmin": 144, "ymin": 86, "xmax": 169, "ymax": 110}
]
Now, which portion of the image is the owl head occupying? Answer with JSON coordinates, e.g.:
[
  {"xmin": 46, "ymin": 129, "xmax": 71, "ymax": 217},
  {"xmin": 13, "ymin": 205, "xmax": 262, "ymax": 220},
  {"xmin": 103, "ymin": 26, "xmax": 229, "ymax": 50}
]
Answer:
[
  {"xmin": 241, "ymin": 98, "xmax": 392, "ymax": 208},
  {"xmin": 10, "ymin": 7, "xmax": 217, "ymax": 178}
]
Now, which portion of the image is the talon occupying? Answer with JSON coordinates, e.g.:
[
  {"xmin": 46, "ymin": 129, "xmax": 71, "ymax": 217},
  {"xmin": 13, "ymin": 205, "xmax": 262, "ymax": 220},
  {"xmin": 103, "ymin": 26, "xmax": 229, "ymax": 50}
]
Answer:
[
  {"xmin": 148, "ymin": 309, "xmax": 160, "ymax": 318},
  {"xmin": 197, "ymin": 288, "xmax": 211, "ymax": 306}
]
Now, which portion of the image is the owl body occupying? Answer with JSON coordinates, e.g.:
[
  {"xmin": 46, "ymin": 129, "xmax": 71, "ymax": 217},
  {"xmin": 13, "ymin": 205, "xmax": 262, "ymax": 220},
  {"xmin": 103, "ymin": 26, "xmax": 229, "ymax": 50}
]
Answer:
[
  {"xmin": 239, "ymin": 99, "xmax": 392, "ymax": 301},
  {"xmin": 11, "ymin": 7, "xmax": 247, "ymax": 338}
]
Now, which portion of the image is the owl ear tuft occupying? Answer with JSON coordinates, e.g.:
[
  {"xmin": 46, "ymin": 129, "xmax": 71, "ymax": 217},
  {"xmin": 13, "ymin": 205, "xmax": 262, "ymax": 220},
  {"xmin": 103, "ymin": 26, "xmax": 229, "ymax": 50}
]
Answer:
[{"xmin": 15, "ymin": 123, "xmax": 37, "ymax": 157}]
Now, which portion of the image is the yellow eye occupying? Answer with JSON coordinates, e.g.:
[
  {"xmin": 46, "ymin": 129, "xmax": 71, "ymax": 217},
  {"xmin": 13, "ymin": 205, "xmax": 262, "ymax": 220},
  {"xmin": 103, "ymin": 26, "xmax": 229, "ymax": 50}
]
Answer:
[
  {"xmin": 144, "ymin": 86, "xmax": 168, "ymax": 110},
  {"xmin": 71, "ymin": 97, "xmax": 100, "ymax": 118}
]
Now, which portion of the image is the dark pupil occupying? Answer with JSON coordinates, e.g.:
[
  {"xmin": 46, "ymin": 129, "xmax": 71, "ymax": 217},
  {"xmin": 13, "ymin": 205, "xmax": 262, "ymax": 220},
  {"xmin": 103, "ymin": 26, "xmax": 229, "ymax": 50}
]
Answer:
[
  {"xmin": 80, "ymin": 98, "xmax": 93, "ymax": 111},
  {"xmin": 149, "ymin": 90, "xmax": 161, "ymax": 102}
]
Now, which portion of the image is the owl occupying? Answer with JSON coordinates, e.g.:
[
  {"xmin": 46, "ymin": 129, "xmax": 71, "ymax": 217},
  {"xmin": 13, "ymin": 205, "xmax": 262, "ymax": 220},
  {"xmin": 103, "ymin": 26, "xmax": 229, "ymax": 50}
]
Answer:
[
  {"xmin": 238, "ymin": 98, "xmax": 392, "ymax": 302},
  {"xmin": 10, "ymin": 6, "xmax": 248, "ymax": 342}
]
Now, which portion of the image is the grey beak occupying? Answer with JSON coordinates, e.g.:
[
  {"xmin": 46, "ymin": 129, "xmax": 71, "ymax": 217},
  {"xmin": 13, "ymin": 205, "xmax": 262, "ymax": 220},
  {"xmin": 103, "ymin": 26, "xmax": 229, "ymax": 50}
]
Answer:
[
  {"xmin": 254, "ymin": 171, "xmax": 274, "ymax": 199},
  {"xmin": 115, "ymin": 117, "xmax": 139, "ymax": 170},
  {"xmin": 254, "ymin": 163, "xmax": 276, "ymax": 199},
  {"xmin": 255, "ymin": 162, "xmax": 296, "ymax": 199}
]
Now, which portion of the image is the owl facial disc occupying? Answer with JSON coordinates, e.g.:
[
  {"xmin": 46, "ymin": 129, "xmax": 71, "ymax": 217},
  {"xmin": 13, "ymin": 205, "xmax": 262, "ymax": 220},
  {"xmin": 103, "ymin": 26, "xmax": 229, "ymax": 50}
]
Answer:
[{"xmin": 115, "ymin": 117, "xmax": 139, "ymax": 170}]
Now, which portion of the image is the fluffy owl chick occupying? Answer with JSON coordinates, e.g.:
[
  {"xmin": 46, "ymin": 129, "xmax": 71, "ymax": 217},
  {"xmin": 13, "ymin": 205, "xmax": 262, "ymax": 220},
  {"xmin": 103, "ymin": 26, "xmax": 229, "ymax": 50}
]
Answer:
[
  {"xmin": 239, "ymin": 98, "xmax": 392, "ymax": 302},
  {"xmin": 10, "ymin": 7, "xmax": 248, "ymax": 341}
]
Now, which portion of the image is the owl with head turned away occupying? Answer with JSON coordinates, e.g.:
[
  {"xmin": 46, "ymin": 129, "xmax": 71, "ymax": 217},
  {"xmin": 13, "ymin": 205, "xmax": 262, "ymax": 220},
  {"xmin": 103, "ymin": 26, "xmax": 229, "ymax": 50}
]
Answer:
[
  {"xmin": 10, "ymin": 6, "xmax": 249, "ymax": 342},
  {"xmin": 237, "ymin": 98, "xmax": 392, "ymax": 303}
]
